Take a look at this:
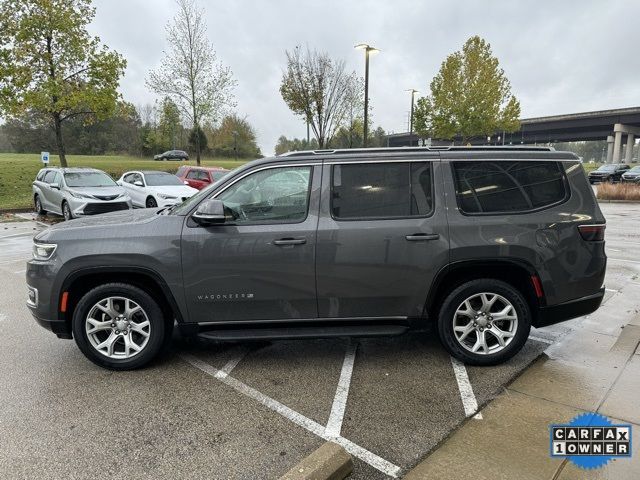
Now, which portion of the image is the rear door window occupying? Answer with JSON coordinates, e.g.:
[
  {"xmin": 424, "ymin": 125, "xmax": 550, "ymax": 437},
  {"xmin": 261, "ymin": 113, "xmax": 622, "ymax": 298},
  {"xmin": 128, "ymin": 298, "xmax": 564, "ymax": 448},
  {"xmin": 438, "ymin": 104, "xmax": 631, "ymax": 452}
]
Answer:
[
  {"xmin": 331, "ymin": 162, "xmax": 433, "ymax": 219},
  {"xmin": 451, "ymin": 161, "xmax": 567, "ymax": 214},
  {"xmin": 43, "ymin": 170, "xmax": 56, "ymax": 183},
  {"xmin": 186, "ymin": 170, "xmax": 200, "ymax": 180}
]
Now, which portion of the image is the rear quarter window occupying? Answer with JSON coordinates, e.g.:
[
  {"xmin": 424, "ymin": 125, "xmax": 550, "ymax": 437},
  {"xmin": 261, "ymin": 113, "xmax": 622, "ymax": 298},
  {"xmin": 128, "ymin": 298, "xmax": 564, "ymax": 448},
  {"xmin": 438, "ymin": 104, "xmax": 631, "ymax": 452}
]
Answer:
[
  {"xmin": 176, "ymin": 166, "xmax": 187, "ymax": 177},
  {"xmin": 452, "ymin": 160, "xmax": 568, "ymax": 214}
]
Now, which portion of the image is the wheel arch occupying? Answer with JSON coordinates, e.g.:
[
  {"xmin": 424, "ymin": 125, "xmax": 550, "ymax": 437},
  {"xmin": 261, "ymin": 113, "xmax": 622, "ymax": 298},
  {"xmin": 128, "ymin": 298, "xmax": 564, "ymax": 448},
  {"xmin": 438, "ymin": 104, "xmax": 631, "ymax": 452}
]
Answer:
[
  {"xmin": 59, "ymin": 266, "xmax": 184, "ymax": 329},
  {"xmin": 425, "ymin": 259, "xmax": 542, "ymax": 321}
]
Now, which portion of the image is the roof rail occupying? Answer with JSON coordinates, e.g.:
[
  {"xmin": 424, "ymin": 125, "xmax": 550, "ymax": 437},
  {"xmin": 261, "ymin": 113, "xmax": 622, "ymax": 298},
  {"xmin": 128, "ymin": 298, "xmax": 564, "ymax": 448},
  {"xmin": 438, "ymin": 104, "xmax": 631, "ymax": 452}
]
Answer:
[{"xmin": 278, "ymin": 145, "xmax": 556, "ymax": 157}]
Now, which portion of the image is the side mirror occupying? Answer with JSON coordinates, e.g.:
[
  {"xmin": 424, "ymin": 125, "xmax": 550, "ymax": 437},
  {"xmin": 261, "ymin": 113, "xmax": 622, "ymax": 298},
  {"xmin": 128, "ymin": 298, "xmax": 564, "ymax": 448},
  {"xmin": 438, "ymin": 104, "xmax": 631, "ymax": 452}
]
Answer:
[
  {"xmin": 193, "ymin": 199, "xmax": 226, "ymax": 226},
  {"xmin": 134, "ymin": 181, "xmax": 144, "ymax": 187},
  {"xmin": 49, "ymin": 182, "xmax": 60, "ymax": 190}
]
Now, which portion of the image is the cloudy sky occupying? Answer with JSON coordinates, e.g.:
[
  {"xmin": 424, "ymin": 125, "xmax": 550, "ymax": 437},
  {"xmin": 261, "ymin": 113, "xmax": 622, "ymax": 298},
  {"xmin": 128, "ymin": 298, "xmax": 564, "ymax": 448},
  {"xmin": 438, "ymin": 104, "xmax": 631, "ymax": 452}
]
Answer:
[{"xmin": 91, "ymin": 0, "xmax": 640, "ymax": 155}]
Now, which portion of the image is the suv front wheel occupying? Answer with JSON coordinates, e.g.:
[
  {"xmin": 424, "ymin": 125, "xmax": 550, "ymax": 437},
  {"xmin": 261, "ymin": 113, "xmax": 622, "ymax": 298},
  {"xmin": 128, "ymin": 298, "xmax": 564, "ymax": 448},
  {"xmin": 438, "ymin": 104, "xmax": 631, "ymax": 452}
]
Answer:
[
  {"xmin": 72, "ymin": 283, "xmax": 167, "ymax": 370},
  {"xmin": 437, "ymin": 279, "xmax": 531, "ymax": 366}
]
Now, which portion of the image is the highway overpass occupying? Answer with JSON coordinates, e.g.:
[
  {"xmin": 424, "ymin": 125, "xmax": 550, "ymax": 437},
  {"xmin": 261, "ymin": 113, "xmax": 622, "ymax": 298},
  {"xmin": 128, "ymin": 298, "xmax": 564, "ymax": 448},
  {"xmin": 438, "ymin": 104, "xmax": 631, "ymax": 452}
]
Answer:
[{"xmin": 386, "ymin": 106, "xmax": 640, "ymax": 163}]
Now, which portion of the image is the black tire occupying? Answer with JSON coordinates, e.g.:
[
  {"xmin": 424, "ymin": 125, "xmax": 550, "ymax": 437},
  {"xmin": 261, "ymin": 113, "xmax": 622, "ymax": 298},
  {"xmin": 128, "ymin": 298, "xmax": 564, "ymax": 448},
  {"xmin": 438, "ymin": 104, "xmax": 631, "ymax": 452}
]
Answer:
[
  {"xmin": 146, "ymin": 196, "xmax": 157, "ymax": 208},
  {"xmin": 34, "ymin": 195, "xmax": 46, "ymax": 214},
  {"xmin": 62, "ymin": 201, "xmax": 73, "ymax": 221},
  {"xmin": 608, "ymin": 176, "xmax": 615, "ymax": 184},
  {"xmin": 72, "ymin": 283, "xmax": 168, "ymax": 370},
  {"xmin": 437, "ymin": 279, "xmax": 531, "ymax": 366}
]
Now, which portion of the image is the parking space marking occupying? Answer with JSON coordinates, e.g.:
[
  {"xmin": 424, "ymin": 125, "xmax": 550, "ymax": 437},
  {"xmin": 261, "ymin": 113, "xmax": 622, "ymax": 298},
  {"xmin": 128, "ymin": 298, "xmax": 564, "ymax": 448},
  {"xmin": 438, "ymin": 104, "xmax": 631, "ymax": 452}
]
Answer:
[
  {"xmin": 608, "ymin": 257, "xmax": 640, "ymax": 265},
  {"xmin": 181, "ymin": 353, "xmax": 402, "ymax": 478},
  {"xmin": 450, "ymin": 356, "xmax": 482, "ymax": 420},
  {"xmin": 215, "ymin": 345, "xmax": 252, "ymax": 379},
  {"xmin": 326, "ymin": 342, "xmax": 357, "ymax": 437},
  {"xmin": 528, "ymin": 335, "xmax": 554, "ymax": 345},
  {"xmin": 13, "ymin": 269, "xmax": 26, "ymax": 275}
]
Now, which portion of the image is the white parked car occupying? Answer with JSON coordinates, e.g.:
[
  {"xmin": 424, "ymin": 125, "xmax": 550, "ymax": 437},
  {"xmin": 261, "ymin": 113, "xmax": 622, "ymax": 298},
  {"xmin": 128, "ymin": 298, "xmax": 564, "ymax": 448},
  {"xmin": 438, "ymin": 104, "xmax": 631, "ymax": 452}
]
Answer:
[{"xmin": 117, "ymin": 170, "xmax": 198, "ymax": 208}]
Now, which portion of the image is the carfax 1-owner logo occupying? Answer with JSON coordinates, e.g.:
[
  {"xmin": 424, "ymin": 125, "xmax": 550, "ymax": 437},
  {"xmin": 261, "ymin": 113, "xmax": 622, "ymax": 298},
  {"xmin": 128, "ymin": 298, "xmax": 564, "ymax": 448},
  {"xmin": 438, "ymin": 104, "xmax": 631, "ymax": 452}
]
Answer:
[{"xmin": 550, "ymin": 412, "xmax": 633, "ymax": 469}]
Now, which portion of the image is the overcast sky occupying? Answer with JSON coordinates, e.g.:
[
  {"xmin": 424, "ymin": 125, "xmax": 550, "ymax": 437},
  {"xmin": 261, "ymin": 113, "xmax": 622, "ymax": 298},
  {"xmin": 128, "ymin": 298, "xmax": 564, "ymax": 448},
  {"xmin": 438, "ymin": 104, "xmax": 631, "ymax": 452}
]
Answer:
[{"xmin": 91, "ymin": 0, "xmax": 640, "ymax": 155}]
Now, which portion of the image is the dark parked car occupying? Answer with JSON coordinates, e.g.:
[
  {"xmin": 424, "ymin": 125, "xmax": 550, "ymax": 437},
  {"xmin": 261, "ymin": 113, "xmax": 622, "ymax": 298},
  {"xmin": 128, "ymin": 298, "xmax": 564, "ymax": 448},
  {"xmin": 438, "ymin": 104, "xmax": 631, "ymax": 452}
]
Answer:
[
  {"xmin": 154, "ymin": 150, "xmax": 189, "ymax": 161},
  {"xmin": 588, "ymin": 164, "xmax": 630, "ymax": 184},
  {"xmin": 27, "ymin": 146, "xmax": 606, "ymax": 370},
  {"xmin": 621, "ymin": 165, "xmax": 640, "ymax": 184},
  {"xmin": 176, "ymin": 165, "xmax": 230, "ymax": 190}
]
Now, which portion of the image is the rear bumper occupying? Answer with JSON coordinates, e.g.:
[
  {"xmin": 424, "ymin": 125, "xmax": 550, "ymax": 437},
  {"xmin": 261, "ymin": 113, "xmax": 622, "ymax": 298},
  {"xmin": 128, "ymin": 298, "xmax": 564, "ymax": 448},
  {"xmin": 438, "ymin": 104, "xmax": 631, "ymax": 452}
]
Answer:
[{"xmin": 533, "ymin": 287, "xmax": 605, "ymax": 328}]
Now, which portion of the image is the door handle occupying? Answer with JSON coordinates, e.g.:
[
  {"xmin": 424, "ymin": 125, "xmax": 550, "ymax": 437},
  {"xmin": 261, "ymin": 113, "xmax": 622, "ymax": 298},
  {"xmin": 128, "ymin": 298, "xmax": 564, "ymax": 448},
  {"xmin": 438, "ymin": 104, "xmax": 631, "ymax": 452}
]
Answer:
[
  {"xmin": 274, "ymin": 237, "xmax": 307, "ymax": 246},
  {"xmin": 405, "ymin": 233, "xmax": 440, "ymax": 241}
]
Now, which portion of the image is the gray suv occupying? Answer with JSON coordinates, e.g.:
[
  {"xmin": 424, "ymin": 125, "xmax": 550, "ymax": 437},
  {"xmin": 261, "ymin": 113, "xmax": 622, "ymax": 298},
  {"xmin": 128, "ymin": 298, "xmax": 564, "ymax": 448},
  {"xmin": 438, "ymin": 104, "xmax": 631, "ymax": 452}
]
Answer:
[
  {"xmin": 26, "ymin": 147, "xmax": 606, "ymax": 370},
  {"xmin": 33, "ymin": 167, "xmax": 132, "ymax": 220}
]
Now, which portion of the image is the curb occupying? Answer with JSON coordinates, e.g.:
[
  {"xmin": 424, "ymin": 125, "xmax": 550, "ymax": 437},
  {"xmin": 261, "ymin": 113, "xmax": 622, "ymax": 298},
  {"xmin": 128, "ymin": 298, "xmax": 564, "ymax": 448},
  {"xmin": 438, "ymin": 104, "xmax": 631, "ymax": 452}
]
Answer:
[
  {"xmin": 597, "ymin": 199, "xmax": 640, "ymax": 204},
  {"xmin": 279, "ymin": 442, "xmax": 353, "ymax": 480}
]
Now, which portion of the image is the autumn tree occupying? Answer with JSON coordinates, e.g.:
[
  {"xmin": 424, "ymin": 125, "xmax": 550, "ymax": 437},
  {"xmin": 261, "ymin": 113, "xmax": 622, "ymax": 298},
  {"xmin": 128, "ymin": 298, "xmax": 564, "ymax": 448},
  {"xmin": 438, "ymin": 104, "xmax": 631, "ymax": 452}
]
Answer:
[
  {"xmin": 280, "ymin": 47, "xmax": 357, "ymax": 148},
  {"xmin": 0, "ymin": 0, "xmax": 126, "ymax": 167},
  {"xmin": 147, "ymin": 0, "xmax": 236, "ymax": 165},
  {"xmin": 206, "ymin": 115, "xmax": 261, "ymax": 158},
  {"xmin": 413, "ymin": 36, "xmax": 520, "ymax": 143}
]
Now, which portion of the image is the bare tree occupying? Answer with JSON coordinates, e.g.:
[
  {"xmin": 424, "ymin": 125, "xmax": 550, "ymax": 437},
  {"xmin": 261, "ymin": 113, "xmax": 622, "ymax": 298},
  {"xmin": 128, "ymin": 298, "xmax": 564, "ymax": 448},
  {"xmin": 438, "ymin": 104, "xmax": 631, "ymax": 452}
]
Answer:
[
  {"xmin": 280, "ymin": 47, "xmax": 357, "ymax": 149},
  {"xmin": 146, "ymin": 0, "xmax": 236, "ymax": 164}
]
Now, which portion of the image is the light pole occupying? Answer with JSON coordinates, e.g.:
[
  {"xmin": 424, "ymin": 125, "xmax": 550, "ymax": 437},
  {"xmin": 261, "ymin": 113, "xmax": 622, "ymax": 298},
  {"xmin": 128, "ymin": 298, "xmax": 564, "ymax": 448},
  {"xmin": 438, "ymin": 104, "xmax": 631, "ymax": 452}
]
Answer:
[
  {"xmin": 406, "ymin": 89, "xmax": 418, "ymax": 141},
  {"xmin": 355, "ymin": 43, "xmax": 379, "ymax": 147}
]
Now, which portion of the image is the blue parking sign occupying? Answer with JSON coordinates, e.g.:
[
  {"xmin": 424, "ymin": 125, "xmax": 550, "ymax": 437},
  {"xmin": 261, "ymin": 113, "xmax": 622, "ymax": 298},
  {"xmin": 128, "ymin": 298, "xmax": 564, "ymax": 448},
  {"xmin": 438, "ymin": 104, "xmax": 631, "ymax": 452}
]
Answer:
[{"xmin": 41, "ymin": 151, "xmax": 49, "ymax": 164}]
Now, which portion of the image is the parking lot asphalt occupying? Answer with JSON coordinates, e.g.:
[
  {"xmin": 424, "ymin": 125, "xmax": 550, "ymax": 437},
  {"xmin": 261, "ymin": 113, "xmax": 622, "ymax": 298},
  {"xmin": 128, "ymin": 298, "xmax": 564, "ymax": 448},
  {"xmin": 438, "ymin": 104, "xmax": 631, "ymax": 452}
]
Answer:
[{"xmin": 0, "ymin": 202, "xmax": 638, "ymax": 479}]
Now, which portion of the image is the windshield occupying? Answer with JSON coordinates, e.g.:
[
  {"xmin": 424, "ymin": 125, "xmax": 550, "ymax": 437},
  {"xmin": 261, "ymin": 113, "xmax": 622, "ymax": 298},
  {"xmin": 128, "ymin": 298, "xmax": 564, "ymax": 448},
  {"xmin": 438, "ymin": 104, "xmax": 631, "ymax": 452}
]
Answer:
[
  {"xmin": 596, "ymin": 165, "xmax": 616, "ymax": 172},
  {"xmin": 64, "ymin": 171, "xmax": 117, "ymax": 187},
  {"xmin": 169, "ymin": 166, "xmax": 242, "ymax": 215},
  {"xmin": 145, "ymin": 173, "xmax": 183, "ymax": 186}
]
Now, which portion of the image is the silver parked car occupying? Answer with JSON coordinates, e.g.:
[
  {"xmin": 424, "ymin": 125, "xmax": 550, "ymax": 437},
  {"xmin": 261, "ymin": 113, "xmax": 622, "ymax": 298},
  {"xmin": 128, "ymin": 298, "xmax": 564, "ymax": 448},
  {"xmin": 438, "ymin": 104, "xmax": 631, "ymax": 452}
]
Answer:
[{"xmin": 33, "ymin": 167, "xmax": 132, "ymax": 221}]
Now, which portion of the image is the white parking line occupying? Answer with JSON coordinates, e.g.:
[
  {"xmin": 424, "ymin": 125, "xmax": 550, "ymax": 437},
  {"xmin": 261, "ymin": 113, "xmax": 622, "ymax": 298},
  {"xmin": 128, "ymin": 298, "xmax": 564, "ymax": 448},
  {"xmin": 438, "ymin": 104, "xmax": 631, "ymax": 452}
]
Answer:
[
  {"xmin": 450, "ymin": 356, "xmax": 482, "ymax": 420},
  {"xmin": 529, "ymin": 335, "xmax": 554, "ymax": 345},
  {"xmin": 215, "ymin": 346, "xmax": 251, "ymax": 379},
  {"xmin": 326, "ymin": 342, "xmax": 357, "ymax": 437},
  {"xmin": 13, "ymin": 269, "xmax": 26, "ymax": 275},
  {"xmin": 608, "ymin": 257, "xmax": 640, "ymax": 265},
  {"xmin": 181, "ymin": 353, "xmax": 401, "ymax": 478}
]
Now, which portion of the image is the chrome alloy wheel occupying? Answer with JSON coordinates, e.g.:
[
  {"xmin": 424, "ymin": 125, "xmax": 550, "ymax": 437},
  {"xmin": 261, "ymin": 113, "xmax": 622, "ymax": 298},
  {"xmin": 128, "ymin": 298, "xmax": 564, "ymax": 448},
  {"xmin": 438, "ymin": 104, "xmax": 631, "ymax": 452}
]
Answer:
[
  {"xmin": 452, "ymin": 292, "xmax": 518, "ymax": 355},
  {"xmin": 85, "ymin": 297, "xmax": 151, "ymax": 359}
]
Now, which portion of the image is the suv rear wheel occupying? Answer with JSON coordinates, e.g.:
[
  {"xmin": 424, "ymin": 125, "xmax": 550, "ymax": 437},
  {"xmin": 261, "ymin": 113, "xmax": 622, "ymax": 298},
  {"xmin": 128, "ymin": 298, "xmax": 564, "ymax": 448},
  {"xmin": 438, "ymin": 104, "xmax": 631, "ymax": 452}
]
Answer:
[
  {"xmin": 72, "ymin": 283, "xmax": 167, "ymax": 370},
  {"xmin": 437, "ymin": 279, "xmax": 531, "ymax": 365}
]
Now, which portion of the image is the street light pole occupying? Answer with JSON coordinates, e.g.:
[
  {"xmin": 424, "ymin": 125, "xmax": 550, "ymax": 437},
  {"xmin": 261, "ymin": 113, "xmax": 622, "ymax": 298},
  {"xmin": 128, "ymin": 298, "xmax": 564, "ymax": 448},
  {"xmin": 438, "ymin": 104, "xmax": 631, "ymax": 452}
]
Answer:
[
  {"xmin": 355, "ymin": 43, "xmax": 379, "ymax": 147},
  {"xmin": 406, "ymin": 89, "xmax": 418, "ymax": 142}
]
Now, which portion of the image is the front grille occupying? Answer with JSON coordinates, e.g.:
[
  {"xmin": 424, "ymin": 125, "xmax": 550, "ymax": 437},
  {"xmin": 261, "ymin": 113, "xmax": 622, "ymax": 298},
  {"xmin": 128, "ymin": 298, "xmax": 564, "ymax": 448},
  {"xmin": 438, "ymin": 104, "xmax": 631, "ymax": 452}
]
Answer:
[
  {"xmin": 93, "ymin": 195, "xmax": 120, "ymax": 201},
  {"xmin": 83, "ymin": 202, "xmax": 129, "ymax": 215}
]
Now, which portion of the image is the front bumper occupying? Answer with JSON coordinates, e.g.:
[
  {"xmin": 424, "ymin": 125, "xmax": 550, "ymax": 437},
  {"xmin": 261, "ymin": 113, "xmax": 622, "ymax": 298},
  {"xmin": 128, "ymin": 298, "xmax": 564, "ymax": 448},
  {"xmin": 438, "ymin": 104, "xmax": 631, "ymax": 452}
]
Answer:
[
  {"xmin": 533, "ymin": 287, "xmax": 605, "ymax": 328},
  {"xmin": 67, "ymin": 197, "xmax": 132, "ymax": 217},
  {"xmin": 26, "ymin": 260, "xmax": 72, "ymax": 339}
]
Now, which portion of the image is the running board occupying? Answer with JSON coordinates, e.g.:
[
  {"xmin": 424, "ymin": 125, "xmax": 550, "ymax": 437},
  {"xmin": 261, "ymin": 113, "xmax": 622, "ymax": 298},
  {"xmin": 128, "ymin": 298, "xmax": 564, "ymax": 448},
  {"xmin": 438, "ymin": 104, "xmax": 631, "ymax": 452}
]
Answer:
[{"xmin": 196, "ymin": 324, "xmax": 409, "ymax": 341}]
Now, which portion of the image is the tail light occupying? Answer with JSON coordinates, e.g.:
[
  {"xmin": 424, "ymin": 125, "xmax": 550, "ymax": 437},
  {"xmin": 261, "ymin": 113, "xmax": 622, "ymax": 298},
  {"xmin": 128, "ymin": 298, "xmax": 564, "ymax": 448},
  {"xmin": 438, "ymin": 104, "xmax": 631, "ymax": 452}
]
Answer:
[{"xmin": 578, "ymin": 224, "xmax": 605, "ymax": 242}]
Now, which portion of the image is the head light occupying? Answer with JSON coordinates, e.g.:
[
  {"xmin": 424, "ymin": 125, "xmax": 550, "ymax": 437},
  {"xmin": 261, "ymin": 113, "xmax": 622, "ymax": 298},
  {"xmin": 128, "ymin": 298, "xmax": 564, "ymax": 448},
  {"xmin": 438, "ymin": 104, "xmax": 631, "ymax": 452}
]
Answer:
[
  {"xmin": 69, "ymin": 191, "xmax": 91, "ymax": 199},
  {"xmin": 33, "ymin": 242, "xmax": 57, "ymax": 261},
  {"xmin": 158, "ymin": 194, "xmax": 177, "ymax": 200}
]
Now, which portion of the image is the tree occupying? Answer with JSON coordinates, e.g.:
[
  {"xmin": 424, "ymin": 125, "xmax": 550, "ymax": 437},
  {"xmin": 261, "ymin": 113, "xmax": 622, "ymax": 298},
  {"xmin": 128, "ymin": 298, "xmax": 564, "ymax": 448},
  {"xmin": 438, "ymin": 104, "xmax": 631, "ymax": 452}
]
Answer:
[
  {"xmin": 158, "ymin": 98, "xmax": 182, "ymax": 150},
  {"xmin": 189, "ymin": 126, "xmax": 208, "ymax": 154},
  {"xmin": 206, "ymin": 115, "xmax": 261, "ymax": 158},
  {"xmin": 0, "ymin": 0, "xmax": 127, "ymax": 167},
  {"xmin": 274, "ymin": 135, "xmax": 318, "ymax": 155},
  {"xmin": 147, "ymin": 0, "xmax": 236, "ymax": 165},
  {"xmin": 280, "ymin": 47, "xmax": 357, "ymax": 148},
  {"xmin": 413, "ymin": 36, "xmax": 520, "ymax": 144}
]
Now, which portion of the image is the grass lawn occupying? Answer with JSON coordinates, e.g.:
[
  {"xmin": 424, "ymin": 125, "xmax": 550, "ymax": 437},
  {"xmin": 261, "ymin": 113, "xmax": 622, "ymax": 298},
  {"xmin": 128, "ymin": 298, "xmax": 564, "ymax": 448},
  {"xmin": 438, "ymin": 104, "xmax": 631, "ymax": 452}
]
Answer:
[{"xmin": 0, "ymin": 153, "xmax": 248, "ymax": 210}]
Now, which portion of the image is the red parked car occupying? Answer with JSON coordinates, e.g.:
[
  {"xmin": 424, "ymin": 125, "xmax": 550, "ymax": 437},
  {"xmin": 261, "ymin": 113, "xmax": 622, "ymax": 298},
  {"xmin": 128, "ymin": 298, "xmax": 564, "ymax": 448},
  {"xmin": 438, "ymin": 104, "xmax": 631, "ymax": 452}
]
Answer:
[{"xmin": 175, "ymin": 166, "xmax": 229, "ymax": 190}]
